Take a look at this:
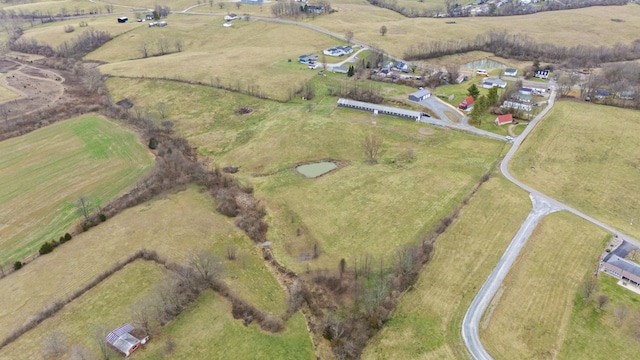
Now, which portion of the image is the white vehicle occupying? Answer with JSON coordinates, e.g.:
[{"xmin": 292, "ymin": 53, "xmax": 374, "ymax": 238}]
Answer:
[{"xmin": 505, "ymin": 136, "xmax": 514, "ymax": 141}]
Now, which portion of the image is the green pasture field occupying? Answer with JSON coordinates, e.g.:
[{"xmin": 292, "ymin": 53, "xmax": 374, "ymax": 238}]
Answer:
[
  {"xmin": 138, "ymin": 291, "xmax": 314, "ymax": 360},
  {"xmin": 308, "ymin": 3, "xmax": 640, "ymax": 60},
  {"xmin": 0, "ymin": 115, "xmax": 152, "ymax": 265},
  {"xmin": 0, "ymin": 187, "xmax": 287, "ymax": 343},
  {"xmin": 0, "ymin": 260, "xmax": 167, "ymax": 359},
  {"xmin": 0, "ymin": 0, "xmax": 140, "ymax": 16},
  {"xmin": 558, "ymin": 274, "xmax": 640, "ymax": 359},
  {"xmin": 480, "ymin": 212, "xmax": 609, "ymax": 359},
  {"xmin": 0, "ymin": 74, "xmax": 21, "ymax": 102},
  {"xmin": 89, "ymin": 15, "xmax": 341, "ymax": 100},
  {"xmin": 510, "ymin": 101, "xmax": 640, "ymax": 239},
  {"xmin": 363, "ymin": 176, "xmax": 531, "ymax": 359},
  {"xmin": 21, "ymin": 14, "xmax": 146, "ymax": 48}
]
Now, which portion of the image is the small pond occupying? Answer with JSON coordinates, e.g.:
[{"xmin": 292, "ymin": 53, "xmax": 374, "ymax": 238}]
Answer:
[
  {"xmin": 462, "ymin": 58, "xmax": 506, "ymax": 69},
  {"xmin": 296, "ymin": 162, "xmax": 337, "ymax": 178}
]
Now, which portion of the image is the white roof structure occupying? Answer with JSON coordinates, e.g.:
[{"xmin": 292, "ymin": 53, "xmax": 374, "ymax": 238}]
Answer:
[
  {"xmin": 106, "ymin": 324, "xmax": 146, "ymax": 357},
  {"xmin": 337, "ymin": 98, "xmax": 422, "ymax": 121}
]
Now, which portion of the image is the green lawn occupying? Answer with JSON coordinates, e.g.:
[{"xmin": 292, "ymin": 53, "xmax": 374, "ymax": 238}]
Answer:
[
  {"xmin": 510, "ymin": 101, "xmax": 640, "ymax": 239},
  {"xmin": 0, "ymin": 115, "xmax": 153, "ymax": 265}
]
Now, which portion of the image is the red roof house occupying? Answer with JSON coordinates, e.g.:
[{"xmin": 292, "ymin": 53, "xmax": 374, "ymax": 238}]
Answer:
[
  {"xmin": 459, "ymin": 96, "xmax": 474, "ymax": 110},
  {"xmin": 494, "ymin": 114, "xmax": 513, "ymax": 126}
]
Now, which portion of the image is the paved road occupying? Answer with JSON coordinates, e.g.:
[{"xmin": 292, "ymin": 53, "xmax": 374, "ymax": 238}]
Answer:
[
  {"xmin": 461, "ymin": 86, "xmax": 640, "ymax": 360},
  {"xmin": 461, "ymin": 193, "xmax": 560, "ymax": 360}
]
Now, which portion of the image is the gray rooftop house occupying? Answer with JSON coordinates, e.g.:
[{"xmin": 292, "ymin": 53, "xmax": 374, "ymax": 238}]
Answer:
[
  {"xmin": 337, "ymin": 98, "xmax": 422, "ymax": 121},
  {"xmin": 106, "ymin": 324, "xmax": 149, "ymax": 357},
  {"xmin": 332, "ymin": 65, "xmax": 349, "ymax": 74},
  {"xmin": 602, "ymin": 255, "xmax": 640, "ymax": 287},
  {"xmin": 408, "ymin": 89, "xmax": 431, "ymax": 102},
  {"xmin": 241, "ymin": 0, "xmax": 264, "ymax": 4}
]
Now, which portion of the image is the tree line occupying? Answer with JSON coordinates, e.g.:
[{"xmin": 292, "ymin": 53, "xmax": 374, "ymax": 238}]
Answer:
[{"xmin": 405, "ymin": 30, "xmax": 640, "ymax": 68}]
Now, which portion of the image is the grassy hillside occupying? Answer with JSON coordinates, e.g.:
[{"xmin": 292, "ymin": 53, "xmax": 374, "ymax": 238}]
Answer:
[
  {"xmin": 363, "ymin": 177, "xmax": 531, "ymax": 359},
  {"xmin": 480, "ymin": 212, "xmax": 609, "ymax": 359},
  {"xmin": 0, "ymin": 187, "xmax": 287, "ymax": 343},
  {"xmin": 510, "ymin": 101, "xmax": 640, "ymax": 239},
  {"xmin": 138, "ymin": 291, "xmax": 314, "ymax": 360},
  {"xmin": 0, "ymin": 115, "xmax": 153, "ymax": 265}
]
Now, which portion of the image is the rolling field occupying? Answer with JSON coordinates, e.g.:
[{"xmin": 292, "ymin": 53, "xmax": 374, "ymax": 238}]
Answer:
[
  {"xmin": 480, "ymin": 211, "xmax": 609, "ymax": 359},
  {"xmin": 0, "ymin": 260, "xmax": 167, "ymax": 359},
  {"xmin": 0, "ymin": 187, "xmax": 288, "ymax": 343},
  {"xmin": 0, "ymin": 115, "xmax": 152, "ymax": 265},
  {"xmin": 363, "ymin": 176, "xmax": 532, "ymax": 359},
  {"xmin": 0, "ymin": 73, "xmax": 21, "ymax": 102},
  {"xmin": 558, "ymin": 274, "xmax": 640, "ymax": 359},
  {"xmin": 308, "ymin": 2, "xmax": 640, "ymax": 59},
  {"xmin": 510, "ymin": 101, "xmax": 640, "ymax": 239},
  {"xmin": 89, "ymin": 15, "xmax": 341, "ymax": 100},
  {"xmin": 138, "ymin": 291, "xmax": 314, "ymax": 360}
]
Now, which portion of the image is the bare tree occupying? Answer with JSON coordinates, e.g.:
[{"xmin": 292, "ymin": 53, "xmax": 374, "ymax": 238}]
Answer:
[
  {"xmin": 226, "ymin": 244, "xmax": 237, "ymax": 260},
  {"xmin": 0, "ymin": 105, "xmax": 9, "ymax": 127},
  {"xmin": 42, "ymin": 331, "xmax": 67, "ymax": 358},
  {"xmin": 597, "ymin": 294, "xmax": 609, "ymax": 311},
  {"xmin": 105, "ymin": 3, "xmax": 114, "ymax": 13},
  {"xmin": 139, "ymin": 42, "xmax": 149, "ymax": 58},
  {"xmin": 379, "ymin": 25, "xmax": 387, "ymax": 36},
  {"xmin": 76, "ymin": 196, "xmax": 93, "ymax": 223},
  {"xmin": 446, "ymin": 64, "xmax": 460, "ymax": 83},
  {"xmin": 614, "ymin": 304, "xmax": 629, "ymax": 326},
  {"xmin": 156, "ymin": 37, "xmax": 169, "ymax": 55},
  {"xmin": 339, "ymin": 258, "xmax": 346, "ymax": 278},
  {"xmin": 155, "ymin": 102, "xmax": 168, "ymax": 119},
  {"xmin": 218, "ymin": 2, "xmax": 225, "ymax": 9},
  {"xmin": 174, "ymin": 38, "xmax": 183, "ymax": 52},
  {"xmin": 188, "ymin": 250, "xmax": 222, "ymax": 284},
  {"xmin": 235, "ymin": 2, "xmax": 241, "ymax": 9},
  {"xmin": 363, "ymin": 134, "xmax": 383, "ymax": 164},
  {"xmin": 89, "ymin": 323, "xmax": 110, "ymax": 360},
  {"xmin": 582, "ymin": 277, "xmax": 598, "ymax": 302},
  {"xmin": 345, "ymin": 30, "xmax": 354, "ymax": 45},
  {"xmin": 131, "ymin": 299, "xmax": 156, "ymax": 335},
  {"xmin": 209, "ymin": 0, "xmax": 214, "ymax": 6}
]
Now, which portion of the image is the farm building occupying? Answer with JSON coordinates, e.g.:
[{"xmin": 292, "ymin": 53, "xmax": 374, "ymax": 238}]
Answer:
[
  {"xmin": 619, "ymin": 91, "xmax": 635, "ymax": 100},
  {"xmin": 494, "ymin": 114, "xmax": 513, "ymax": 126},
  {"xmin": 502, "ymin": 101, "xmax": 532, "ymax": 112},
  {"xmin": 482, "ymin": 79, "xmax": 506, "ymax": 89},
  {"xmin": 307, "ymin": 5, "xmax": 325, "ymax": 13},
  {"xmin": 117, "ymin": 17, "xmax": 128, "ymax": 23},
  {"xmin": 299, "ymin": 54, "xmax": 318, "ymax": 63},
  {"xmin": 332, "ymin": 65, "xmax": 348, "ymax": 74},
  {"xmin": 595, "ymin": 89, "xmax": 610, "ymax": 99},
  {"xmin": 241, "ymin": 0, "xmax": 264, "ymax": 3},
  {"xmin": 106, "ymin": 324, "xmax": 149, "ymax": 357},
  {"xmin": 145, "ymin": 14, "xmax": 154, "ymax": 20},
  {"xmin": 337, "ymin": 98, "xmax": 422, "ymax": 121},
  {"xmin": 534, "ymin": 70, "xmax": 549, "ymax": 79},
  {"xmin": 459, "ymin": 96, "xmax": 475, "ymax": 110},
  {"xmin": 408, "ymin": 89, "xmax": 431, "ymax": 102},
  {"xmin": 504, "ymin": 68, "xmax": 517, "ymax": 76},
  {"xmin": 602, "ymin": 255, "xmax": 640, "ymax": 288},
  {"xmin": 224, "ymin": 13, "xmax": 239, "ymax": 21},
  {"xmin": 323, "ymin": 46, "xmax": 353, "ymax": 57}
]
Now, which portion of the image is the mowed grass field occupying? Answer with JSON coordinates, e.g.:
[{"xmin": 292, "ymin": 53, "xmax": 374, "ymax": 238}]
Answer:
[
  {"xmin": 138, "ymin": 291, "xmax": 314, "ymax": 360},
  {"xmin": 0, "ymin": 187, "xmax": 288, "ymax": 343},
  {"xmin": 363, "ymin": 177, "xmax": 532, "ymax": 359},
  {"xmin": 558, "ymin": 274, "xmax": 640, "ymax": 359},
  {"xmin": 21, "ymin": 14, "xmax": 147, "ymax": 49},
  {"xmin": 0, "ymin": 115, "xmax": 152, "ymax": 265},
  {"xmin": 89, "ymin": 15, "xmax": 341, "ymax": 100},
  {"xmin": 309, "ymin": 2, "xmax": 640, "ymax": 58},
  {"xmin": 0, "ymin": 260, "xmax": 167, "ymax": 359},
  {"xmin": 480, "ymin": 212, "xmax": 609, "ymax": 359},
  {"xmin": 510, "ymin": 101, "xmax": 640, "ymax": 239}
]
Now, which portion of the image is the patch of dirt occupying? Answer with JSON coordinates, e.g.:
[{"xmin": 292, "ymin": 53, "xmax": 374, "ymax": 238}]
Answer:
[
  {"xmin": 0, "ymin": 59, "xmax": 20, "ymax": 73},
  {"xmin": 418, "ymin": 127, "xmax": 435, "ymax": 136},
  {"xmin": 2, "ymin": 67, "xmax": 64, "ymax": 119}
]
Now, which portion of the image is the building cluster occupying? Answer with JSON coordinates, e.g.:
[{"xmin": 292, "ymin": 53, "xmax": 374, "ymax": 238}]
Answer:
[{"xmin": 323, "ymin": 45, "xmax": 353, "ymax": 57}]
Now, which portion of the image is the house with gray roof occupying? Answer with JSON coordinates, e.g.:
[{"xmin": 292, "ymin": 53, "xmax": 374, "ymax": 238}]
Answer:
[{"xmin": 602, "ymin": 255, "xmax": 640, "ymax": 288}]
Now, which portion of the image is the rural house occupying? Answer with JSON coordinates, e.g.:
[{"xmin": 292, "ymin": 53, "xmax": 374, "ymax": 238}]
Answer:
[
  {"xmin": 602, "ymin": 255, "xmax": 640, "ymax": 288},
  {"xmin": 494, "ymin": 114, "xmax": 513, "ymax": 126},
  {"xmin": 459, "ymin": 96, "xmax": 475, "ymax": 110},
  {"xmin": 298, "ymin": 54, "xmax": 319, "ymax": 63},
  {"xmin": 323, "ymin": 46, "xmax": 353, "ymax": 57},
  {"xmin": 106, "ymin": 324, "xmax": 149, "ymax": 357},
  {"xmin": 224, "ymin": 13, "xmax": 239, "ymax": 21},
  {"xmin": 595, "ymin": 89, "xmax": 610, "ymax": 99},
  {"xmin": 534, "ymin": 70, "xmax": 549, "ymax": 79},
  {"xmin": 502, "ymin": 101, "xmax": 532, "ymax": 112},
  {"xmin": 117, "ymin": 17, "xmax": 128, "ymax": 23},
  {"xmin": 408, "ymin": 89, "xmax": 431, "ymax": 102},
  {"xmin": 241, "ymin": 0, "xmax": 264, "ymax": 3},
  {"xmin": 145, "ymin": 14, "xmax": 153, "ymax": 20},
  {"xmin": 482, "ymin": 79, "xmax": 506, "ymax": 89},
  {"xmin": 307, "ymin": 5, "xmax": 325, "ymax": 13},
  {"xmin": 504, "ymin": 68, "xmax": 517, "ymax": 76},
  {"xmin": 331, "ymin": 65, "xmax": 348, "ymax": 74}
]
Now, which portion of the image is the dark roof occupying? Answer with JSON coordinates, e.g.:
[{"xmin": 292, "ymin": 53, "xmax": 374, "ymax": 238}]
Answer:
[
  {"xmin": 505, "ymin": 68, "xmax": 517, "ymax": 73},
  {"xmin": 606, "ymin": 255, "xmax": 640, "ymax": 280},
  {"xmin": 596, "ymin": 89, "xmax": 610, "ymax": 97}
]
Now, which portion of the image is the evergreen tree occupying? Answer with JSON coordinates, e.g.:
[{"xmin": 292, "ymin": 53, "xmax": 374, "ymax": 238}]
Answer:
[{"xmin": 467, "ymin": 84, "xmax": 480, "ymax": 100}]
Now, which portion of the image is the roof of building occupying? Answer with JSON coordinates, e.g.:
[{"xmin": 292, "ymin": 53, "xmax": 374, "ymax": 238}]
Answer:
[
  {"xmin": 496, "ymin": 114, "xmax": 513, "ymax": 124},
  {"xmin": 596, "ymin": 89, "xmax": 610, "ymax": 97},
  {"xmin": 332, "ymin": 65, "xmax": 348, "ymax": 71},
  {"xmin": 106, "ymin": 324, "xmax": 142, "ymax": 355},
  {"xmin": 606, "ymin": 255, "xmax": 640, "ymax": 281},
  {"xmin": 337, "ymin": 98, "xmax": 422, "ymax": 119},
  {"xmin": 536, "ymin": 69, "xmax": 549, "ymax": 74},
  {"xmin": 505, "ymin": 68, "xmax": 517, "ymax": 73},
  {"xmin": 460, "ymin": 96, "xmax": 474, "ymax": 106},
  {"xmin": 409, "ymin": 89, "xmax": 431, "ymax": 98}
]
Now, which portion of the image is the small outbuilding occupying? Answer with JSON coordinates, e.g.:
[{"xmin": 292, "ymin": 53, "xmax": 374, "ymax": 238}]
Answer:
[
  {"xmin": 459, "ymin": 96, "xmax": 475, "ymax": 110},
  {"xmin": 117, "ymin": 17, "xmax": 128, "ymax": 23},
  {"xmin": 332, "ymin": 65, "xmax": 349, "ymax": 74},
  {"xmin": 408, "ymin": 89, "xmax": 431, "ymax": 102},
  {"xmin": 106, "ymin": 324, "xmax": 149, "ymax": 357},
  {"xmin": 494, "ymin": 114, "xmax": 513, "ymax": 126},
  {"xmin": 298, "ymin": 54, "xmax": 319, "ymax": 63},
  {"xmin": 504, "ymin": 68, "xmax": 517, "ymax": 77}
]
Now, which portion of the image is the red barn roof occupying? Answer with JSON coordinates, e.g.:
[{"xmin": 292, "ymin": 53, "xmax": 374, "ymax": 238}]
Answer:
[
  {"xmin": 495, "ymin": 114, "xmax": 513, "ymax": 125},
  {"xmin": 459, "ymin": 96, "xmax": 475, "ymax": 109}
]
